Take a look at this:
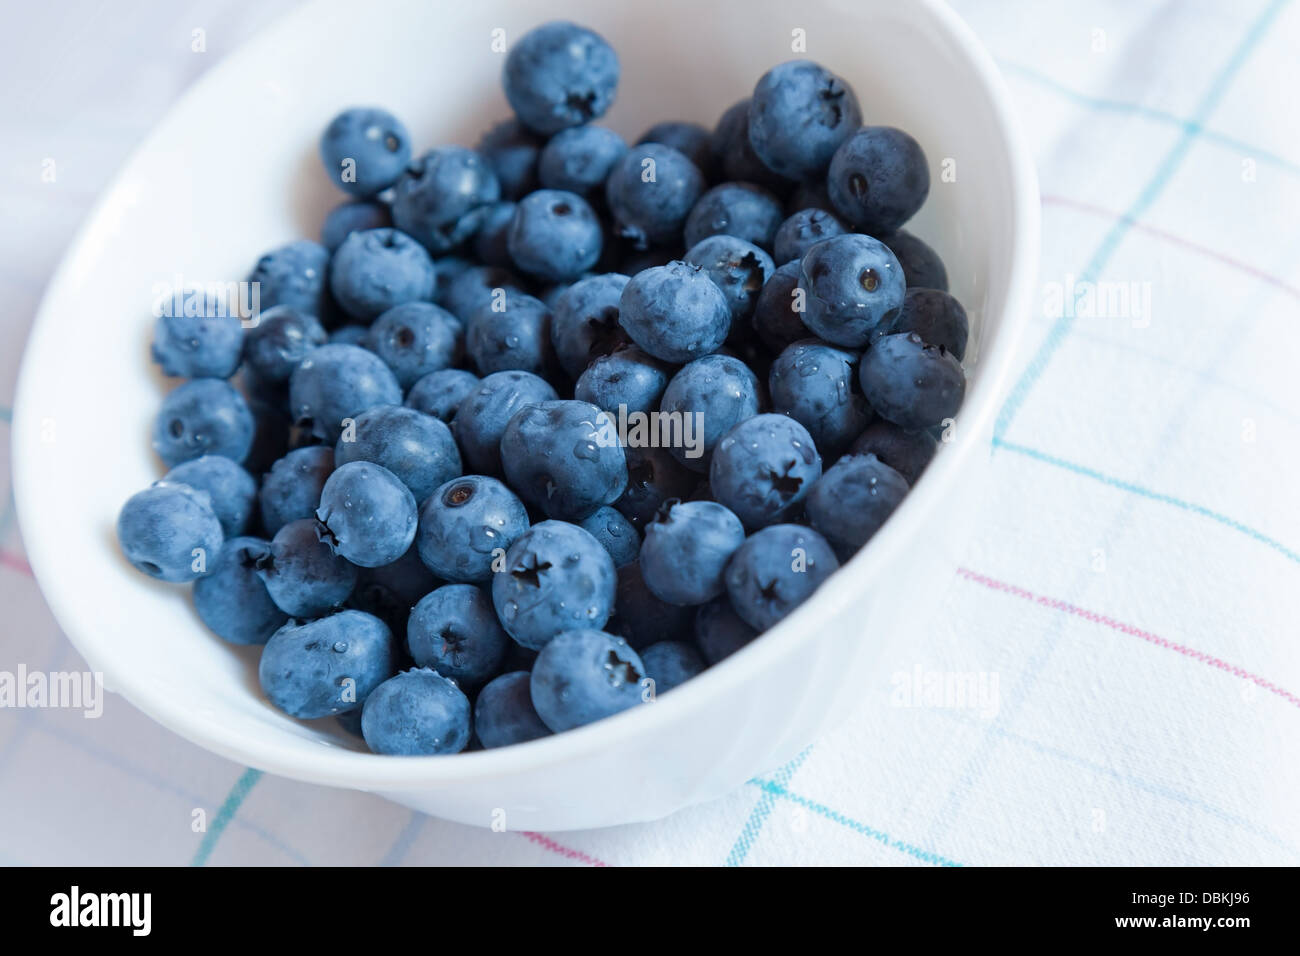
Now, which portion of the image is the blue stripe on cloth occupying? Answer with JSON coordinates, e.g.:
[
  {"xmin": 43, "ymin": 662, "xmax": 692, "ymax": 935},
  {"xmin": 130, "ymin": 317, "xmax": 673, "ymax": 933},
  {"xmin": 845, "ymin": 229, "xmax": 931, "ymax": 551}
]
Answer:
[
  {"xmin": 994, "ymin": 437, "xmax": 1300, "ymax": 566},
  {"xmin": 994, "ymin": 0, "xmax": 1292, "ymax": 440},
  {"xmin": 379, "ymin": 810, "xmax": 427, "ymax": 866},
  {"xmin": 1000, "ymin": 61, "xmax": 1300, "ymax": 178},
  {"xmin": 724, "ymin": 747, "xmax": 813, "ymax": 866},
  {"xmin": 938, "ymin": 711, "xmax": 1300, "ymax": 862},
  {"xmin": 32, "ymin": 721, "xmax": 311, "ymax": 866},
  {"xmin": 750, "ymin": 780, "xmax": 963, "ymax": 866},
  {"xmin": 191, "ymin": 768, "xmax": 263, "ymax": 866}
]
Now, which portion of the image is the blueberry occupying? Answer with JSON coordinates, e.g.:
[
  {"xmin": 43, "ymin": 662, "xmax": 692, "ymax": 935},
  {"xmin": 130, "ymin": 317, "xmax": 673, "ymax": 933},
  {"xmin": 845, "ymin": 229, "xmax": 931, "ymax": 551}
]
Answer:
[
  {"xmin": 748, "ymin": 60, "xmax": 861, "ymax": 181},
  {"xmin": 500, "ymin": 400, "xmax": 627, "ymax": 520},
  {"xmin": 503, "ymin": 21, "xmax": 619, "ymax": 135},
  {"xmin": 618, "ymin": 261, "xmax": 731, "ymax": 363},
  {"xmin": 351, "ymin": 542, "xmax": 439, "ymax": 637},
  {"xmin": 250, "ymin": 402, "xmax": 297, "ymax": 468},
  {"xmin": 452, "ymin": 370, "xmax": 557, "ymax": 475},
  {"xmin": 151, "ymin": 306, "xmax": 243, "ymax": 379},
  {"xmin": 334, "ymin": 404, "xmax": 461, "ymax": 503},
  {"xmin": 858, "ymin": 332, "xmax": 965, "ymax": 431},
  {"xmin": 476, "ymin": 119, "xmax": 543, "ymax": 200},
  {"xmin": 259, "ymin": 445, "xmax": 334, "ymax": 536},
  {"xmin": 881, "ymin": 229, "xmax": 948, "ymax": 292},
  {"xmin": 773, "ymin": 207, "xmax": 847, "ymax": 265},
  {"xmin": 390, "ymin": 147, "xmax": 500, "ymax": 255},
  {"xmin": 321, "ymin": 200, "xmax": 392, "ymax": 252},
  {"xmin": 828, "ymin": 126, "xmax": 930, "ymax": 235},
  {"xmin": 364, "ymin": 301, "xmax": 462, "ymax": 389},
  {"xmin": 248, "ymin": 239, "xmax": 331, "ymax": 315},
  {"xmin": 472, "ymin": 201, "xmax": 517, "ymax": 268},
  {"xmin": 329, "ymin": 228, "xmax": 437, "ymax": 322},
  {"xmin": 407, "ymin": 584, "xmax": 509, "ymax": 688},
  {"xmin": 849, "ymin": 419, "xmax": 938, "ymax": 485},
  {"xmin": 315, "ymin": 461, "xmax": 417, "ymax": 569},
  {"xmin": 710, "ymin": 100, "xmax": 792, "ymax": 193},
  {"xmin": 538, "ymin": 125, "xmax": 627, "ymax": 195},
  {"xmin": 193, "ymin": 536, "xmax": 288, "ymax": 645},
  {"xmin": 431, "ymin": 255, "xmax": 476, "ymax": 306},
  {"xmin": 259, "ymin": 610, "xmax": 398, "ymax": 719},
  {"xmin": 884, "ymin": 287, "xmax": 968, "ymax": 360},
  {"xmin": 640, "ymin": 640, "xmax": 705, "ymax": 695},
  {"xmin": 507, "ymin": 189, "xmax": 603, "ymax": 282},
  {"xmin": 752, "ymin": 260, "xmax": 807, "ymax": 353},
  {"xmin": 442, "ymin": 264, "xmax": 524, "ymax": 323},
  {"xmin": 474, "ymin": 671, "xmax": 551, "ymax": 748},
  {"xmin": 417, "ymin": 475, "xmax": 529, "ymax": 583},
  {"xmin": 683, "ymin": 235, "xmax": 774, "ymax": 323},
  {"xmin": 152, "ymin": 378, "xmax": 255, "ymax": 467},
  {"xmin": 549, "ymin": 272, "xmax": 631, "ymax": 378},
  {"xmin": 361, "ymin": 668, "xmax": 471, "ymax": 755},
  {"xmin": 605, "ymin": 143, "xmax": 705, "ymax": 248},
  {"xmin": 709, "ymin": 413, "xmax": 822, "ymax": 530},
  {"xmin": 658, "ymin": 353, "xmax": 761, "ymax": 473},
  {"xmin": 695, "ymin": 597, "xmax": 758, "ymax": 664},
  {"xmin": 684, "ymin": 182, "xmax": 784, "ymax": 251},
  {"xmin": 242, "ymin": 305, "xmax": 327, "ymax": 386},
  {"xmin": 575, "ymin": 346, "xmax": 671, "ymax": 415},
  {"xmin": 404, "ymin": 368, "xmax": 480, "ymax": 423},
  {"xmin": 329, "ymin": 324, "xmax": 370, "ymax": 347},
  {"xmin": 465, "ymin": 291, "xmax": 554, "ymax": 376},
  {"xmin": 319, "ymin": 107, "xmax": 411, "ymax": 198},
  {"xmin": 539, "ymin": 279, "xmax": 581, "ymax": 312},
  {"xmin": 640, "ymin": 500, "xmax": 744, "ymax": 605},
  {"xmin": 288, "ymin": 343, "xmax": 402, "ymax": 443},
  {"xmin": 615, "ymin": 444, "xmax": 697, "ymax": 529},
  {"xmin": 806, "ymin": 453, "xmax": 909, "ymax": 560},
  {"xmin": 529, "ymin": 629, "xmax": 645, "ymax": 731},
  {"xmin": 256, "ymin": 517, "xmax": 358, "ymax": 617},
  {"xmin": 491, "ymin": 520, "xmax": 616, "ymax": 650},
  {"xmin": 577, "ymin": 505, "xmax": 641, "ymax": 568},
  {"xmin": 798, "ymin": 233, "xmax": 905, "ymax": 348},
  {"xmin": 117, "ymin": 482, "xmax": 224, "ymax": 582},
  {"xmin": 769, "ymin": 339, "xmax": 872, "ymax": 457},
  {"xmin": 786, "ymin": 179, "xmax": 834, "ymax": 214},
  {"xmin": 163, "ymin": 454, "xmax": 256, "ymax": 538},
  {"xmin": 607, "ymin": 561, "xmax": 695, "ymax": 649},
  {"xmin": 725, "ymin": 523, "xmax": 839, "ymax": 630},
  {"xmin": 637, "ymin": 121, "xmax": 715, "ymax": 179}
]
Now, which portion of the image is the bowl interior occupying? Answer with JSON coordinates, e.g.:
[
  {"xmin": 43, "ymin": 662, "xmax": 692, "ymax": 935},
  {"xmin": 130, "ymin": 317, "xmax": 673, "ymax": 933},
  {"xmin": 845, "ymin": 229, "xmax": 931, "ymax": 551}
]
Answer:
[{"xmin": 12, "ymin": 0, "xmax": 1031, "ymax": 786}]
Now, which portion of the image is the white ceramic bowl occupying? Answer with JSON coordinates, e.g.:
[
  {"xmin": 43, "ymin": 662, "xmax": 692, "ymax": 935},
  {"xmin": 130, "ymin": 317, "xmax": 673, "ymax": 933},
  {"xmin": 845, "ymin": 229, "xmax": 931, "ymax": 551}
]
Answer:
[{"xmin": 12, "ymin": 0, "xmax": 1038, "ymax": 829}]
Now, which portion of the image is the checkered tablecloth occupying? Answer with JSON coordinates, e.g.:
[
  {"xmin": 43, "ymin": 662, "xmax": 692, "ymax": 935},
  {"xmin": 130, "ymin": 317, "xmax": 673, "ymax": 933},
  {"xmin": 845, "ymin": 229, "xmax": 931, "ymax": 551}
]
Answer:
[{"xmin": 2, "ymin": 0, "xmax": 1298, "ymax": 866}]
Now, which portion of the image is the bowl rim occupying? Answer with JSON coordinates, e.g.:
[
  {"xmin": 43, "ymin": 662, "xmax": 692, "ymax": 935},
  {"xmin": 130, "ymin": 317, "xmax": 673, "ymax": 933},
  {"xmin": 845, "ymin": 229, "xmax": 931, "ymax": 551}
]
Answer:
[{"xmin": 11, "ymin": 0, "xmax": 1040, "ymax": 791}]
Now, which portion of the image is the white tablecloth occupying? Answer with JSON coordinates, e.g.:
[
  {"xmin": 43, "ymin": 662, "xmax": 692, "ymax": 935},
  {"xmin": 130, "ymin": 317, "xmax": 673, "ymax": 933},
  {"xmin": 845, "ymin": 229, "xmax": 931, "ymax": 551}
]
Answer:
[{"xmin": 2, "ymin": 0, "xmax": 1297, "ymax": 865}]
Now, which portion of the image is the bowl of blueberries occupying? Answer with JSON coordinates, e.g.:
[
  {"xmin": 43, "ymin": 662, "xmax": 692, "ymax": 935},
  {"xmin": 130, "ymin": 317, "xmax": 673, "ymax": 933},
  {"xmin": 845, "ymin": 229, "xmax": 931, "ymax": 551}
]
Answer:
[{"xmin": 12, "ymin": 0, "xmax": 1038, "ymax": 828}]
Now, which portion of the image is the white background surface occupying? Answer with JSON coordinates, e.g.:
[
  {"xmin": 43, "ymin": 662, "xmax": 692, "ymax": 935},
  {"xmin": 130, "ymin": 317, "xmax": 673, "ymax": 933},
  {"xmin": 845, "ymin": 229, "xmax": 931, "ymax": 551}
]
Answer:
[{"xmin": 1, "ymin": 0, "xmax": 1298, "ymax": 865}]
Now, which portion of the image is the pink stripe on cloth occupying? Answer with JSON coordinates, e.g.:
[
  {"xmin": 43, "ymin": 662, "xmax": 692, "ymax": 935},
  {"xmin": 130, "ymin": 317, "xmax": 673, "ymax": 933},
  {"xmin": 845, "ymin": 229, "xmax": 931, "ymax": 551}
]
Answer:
[
  {"xmin": 0, "ymin": 551, "xmax": 32, "ymax": 576},
  {"xmin": 956, "ymin": 567, "xmax": 1300, "ymax": 710},
  {"xmin": 1042, "ymin": 193, "xmax": 1300, "ymax": 302},
  {"xmin": 520, "ymin": 831, "xmax": 610, "ymax": 867}
]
